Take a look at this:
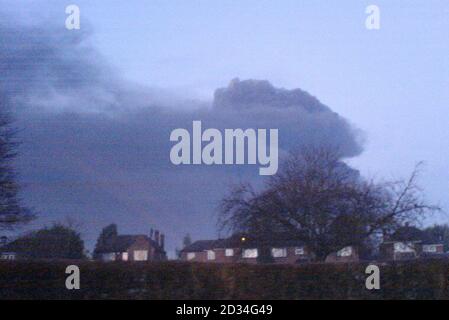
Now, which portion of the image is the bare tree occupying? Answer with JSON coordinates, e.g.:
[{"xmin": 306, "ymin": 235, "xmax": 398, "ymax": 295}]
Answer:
[
  {"xmin": 219, "ymin": 147, "xmax": 439, "ymax": 261},
  {"xmin": 0, "ymin": 108, "xmax": 34, "ymax": 229}
]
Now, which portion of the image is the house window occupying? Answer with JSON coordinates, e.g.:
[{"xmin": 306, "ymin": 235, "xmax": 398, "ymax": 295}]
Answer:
[
  {"xmin": 423, "ymin": 245, "xmax": 437, "ymax": 253},
  {"xmin": 271, "ymin": 248, "xmax": 287, "ymax": 258},
  {"xmin": 207, "ymin": 250, "xmax": 216, "ymax": 260},
  {"xmin": 133, "ymin": 250, "xmax": 148, "ymax": 261},
  {"xmin": 225, "ymin": 249, "xmax": 234, "ymax": 257},
  {"xmin": 187, "ymin": 252, "xmax": 196, "ymax": 260},
  {"xmin": 295, "ymin": 247, "xmax": 305, "ymax": 255},
  {"xmin": 337, "ymin": 246, "xmax": 353, "ymax": 257},
  {"xmin": 122, "ymin": 252, "xmax": 128, "ymax": 261},
  {"xmin": 394, "ymin": 242, "xmax": 415, "ymax": 253},
  {"xmin": 242, "ymin": 248, "xmax": 258, "ymax": 258}
]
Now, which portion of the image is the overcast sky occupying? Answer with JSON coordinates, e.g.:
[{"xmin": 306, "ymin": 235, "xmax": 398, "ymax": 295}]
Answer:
[{"xmin": 1, "ymin": 0, "xmax": 448, "ymax": 256}]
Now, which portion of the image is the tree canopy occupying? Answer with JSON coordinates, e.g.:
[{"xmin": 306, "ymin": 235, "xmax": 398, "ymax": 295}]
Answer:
[
  {"xmin": 5, "ymin": 224, "xmax": 85, "ymax": 260},
  {"xmin": 93, "ymin": 223, "xmax": 118, "ymax": 259},
  {"xmin": 183, "ymin": 233, "xmax": 192, "ymax": 248}
]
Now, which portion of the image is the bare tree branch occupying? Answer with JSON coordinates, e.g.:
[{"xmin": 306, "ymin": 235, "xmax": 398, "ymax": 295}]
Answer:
[{"xmin": 218, "ymin": 147, "xmax": 439, "ymax": 261}]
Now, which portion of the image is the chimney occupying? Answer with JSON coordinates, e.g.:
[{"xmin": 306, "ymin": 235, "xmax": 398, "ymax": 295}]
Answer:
[
  {"xmin": 160, "ymin": 234, "xmax": 165, "ymax": 249},
  {"xmin": 150, "ymin": 228, "xmax": 154, "ymax": 239},
  {"xmin": 154, "ymin": 230, "xmax": 160, "ymax": 245}
]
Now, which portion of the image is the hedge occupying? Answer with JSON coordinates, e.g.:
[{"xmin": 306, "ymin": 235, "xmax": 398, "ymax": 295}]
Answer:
[{"xmin": 0, "ymin": 259, "xmax": 448, "ymax": 299}]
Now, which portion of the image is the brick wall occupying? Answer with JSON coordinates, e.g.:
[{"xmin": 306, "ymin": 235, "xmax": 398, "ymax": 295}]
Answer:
[{"xmin": 126, "ymin": 236, "xmax": 166, "ymax": 261}]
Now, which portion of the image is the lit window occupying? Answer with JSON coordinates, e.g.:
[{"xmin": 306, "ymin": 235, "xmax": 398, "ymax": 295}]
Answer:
[
  {"xmin": 133, "ymin": 250, "xmax": 148, "ymax": 261},
  {"xmin": 394, "ymin": 242, "xmax": 415, "ymax": 253},
  {"xmin": 295, "ymin": 247, "xmax": 305, "ymax": 255},
  {"xmin": 225, "ymin": 249, "xmax": 234, "ymax": 257},
  {"xmin": 207, "ymin": 250, "xmax": 216, "ymax": 260},
  {"xmin": 122, "ymin": 252, "xmax": 128, "ymax": 261},
  {"xmin": 242, "ymin": 248, "xmax": 258, "ymax": 258},
  {"xmin": 187, "ymin": 252, "xmax": 196, "ymax": 260},
  {"xmin": 337, "ymin": 246, "xmax": 353, "ymax": 257},
  {"xmin": 423, "ymin": 245, "xmax": 437, "ymax": 253},
  {"xmin": 271, "ymin": 248, "xmax": 287, "ymax": 258}
]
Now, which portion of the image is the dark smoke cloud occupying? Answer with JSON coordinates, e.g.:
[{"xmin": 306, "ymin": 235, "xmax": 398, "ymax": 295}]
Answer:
[{"xmin": 1, "ymin": 13, "xmax": 363, "ymax": 254}]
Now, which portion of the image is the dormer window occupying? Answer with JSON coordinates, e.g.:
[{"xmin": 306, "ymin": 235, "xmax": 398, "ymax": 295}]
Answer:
[
  {"xmin": 242, "ymin": 248, "xmax": 258, "ymax": 258},
  {"xmin": 394, "ymin": 242, "xmax": 415, "ymax": 253},
  {"xmin": 271, "ymin": 248, "xmax": 287, "ymax": 258},
  {"xmin": 207, "ymin": 250, "xmax": 216, "ymax": 260},
  {"xmin": 134, "ymin": 250, "xmax": 148, "ymax": 261},
  {"xmin": 187, "ymin": 252, "xmax": 196, "ymax": 260},
  {"xmin": 423, "ymin": 244, "xmax": 437, "ymax": 253},
  {"xmin": 337, "ymin": 246, "xmax": 353, "ymax": 257}
]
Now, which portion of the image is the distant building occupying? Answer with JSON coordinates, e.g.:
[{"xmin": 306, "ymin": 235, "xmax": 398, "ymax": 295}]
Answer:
[
  {"xmin": 0, "ymin": 235, "xmax": 16, "ymax": 261},
  {"xmin": 95, "ymin": 231, "xmax": 167, "ymax": 262},
  {"xmin": 380, "ymin": 226, "xmax": 444, "ymax": 261},
  {"xmin": 181, "ymin": 234, "xmax": 361, "ymax": 264},
  {"xmin": 0, "ymin": 251, "xmax": 16, "ymax": 260},
  {"xmin": 0, "ymin": 237, "xmax": 23, "ymax": 260},
  {"xmin": 180, "ymin": 234, "xmax": 314, "ymax": 264}
]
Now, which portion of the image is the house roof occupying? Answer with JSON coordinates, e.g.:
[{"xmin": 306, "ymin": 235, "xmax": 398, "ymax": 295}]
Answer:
[
  {"xmin": 182, "ymin": 240, "xmax": 217, "ymax": 252},
  {"xmin": 386, "ymin": 226, "xmax": 443, "ymax": 245},
  {"xmin": 96, "ymin": 235, "xmax": 164, "ymax": 254},
  {"xmin": 391, "ymin": 226, "xmax": 424, "ymax": 242},
  {"xmin": 182, "ymin": 234, "xmax": 305, "ymax": 252}
]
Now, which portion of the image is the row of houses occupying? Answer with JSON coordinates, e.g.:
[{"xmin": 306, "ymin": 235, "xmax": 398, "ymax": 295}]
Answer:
[
  {"xmin": 1, "ymin": 225, "xmax": 446, "ymax": 263},
  {"xmin": 0, "ymin": 229, "xmax": 167, "ymax": 262},
  {"xmin": 180, "ymin": 226, "xmax": 446, "ymax": 264}
]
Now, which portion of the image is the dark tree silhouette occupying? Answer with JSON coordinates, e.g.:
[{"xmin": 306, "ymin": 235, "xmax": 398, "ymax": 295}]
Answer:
[
  {"xmin": 182, "ymin": 233, "xmax": 192, "ymax": 248},
  {"xmin": 93, "ymin": 223, "xmax": 118, "ymax": 259},
  {"xmin": 3, "ymin": 224, "xmax": 85, "ymax": 259},
  {"xmin": 219, "ymin": 147, "xmax": 440, "ymax": 261},
  {"xmin": 0, "ymin": 108, "xmax": 33, "ymax": 229}
]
